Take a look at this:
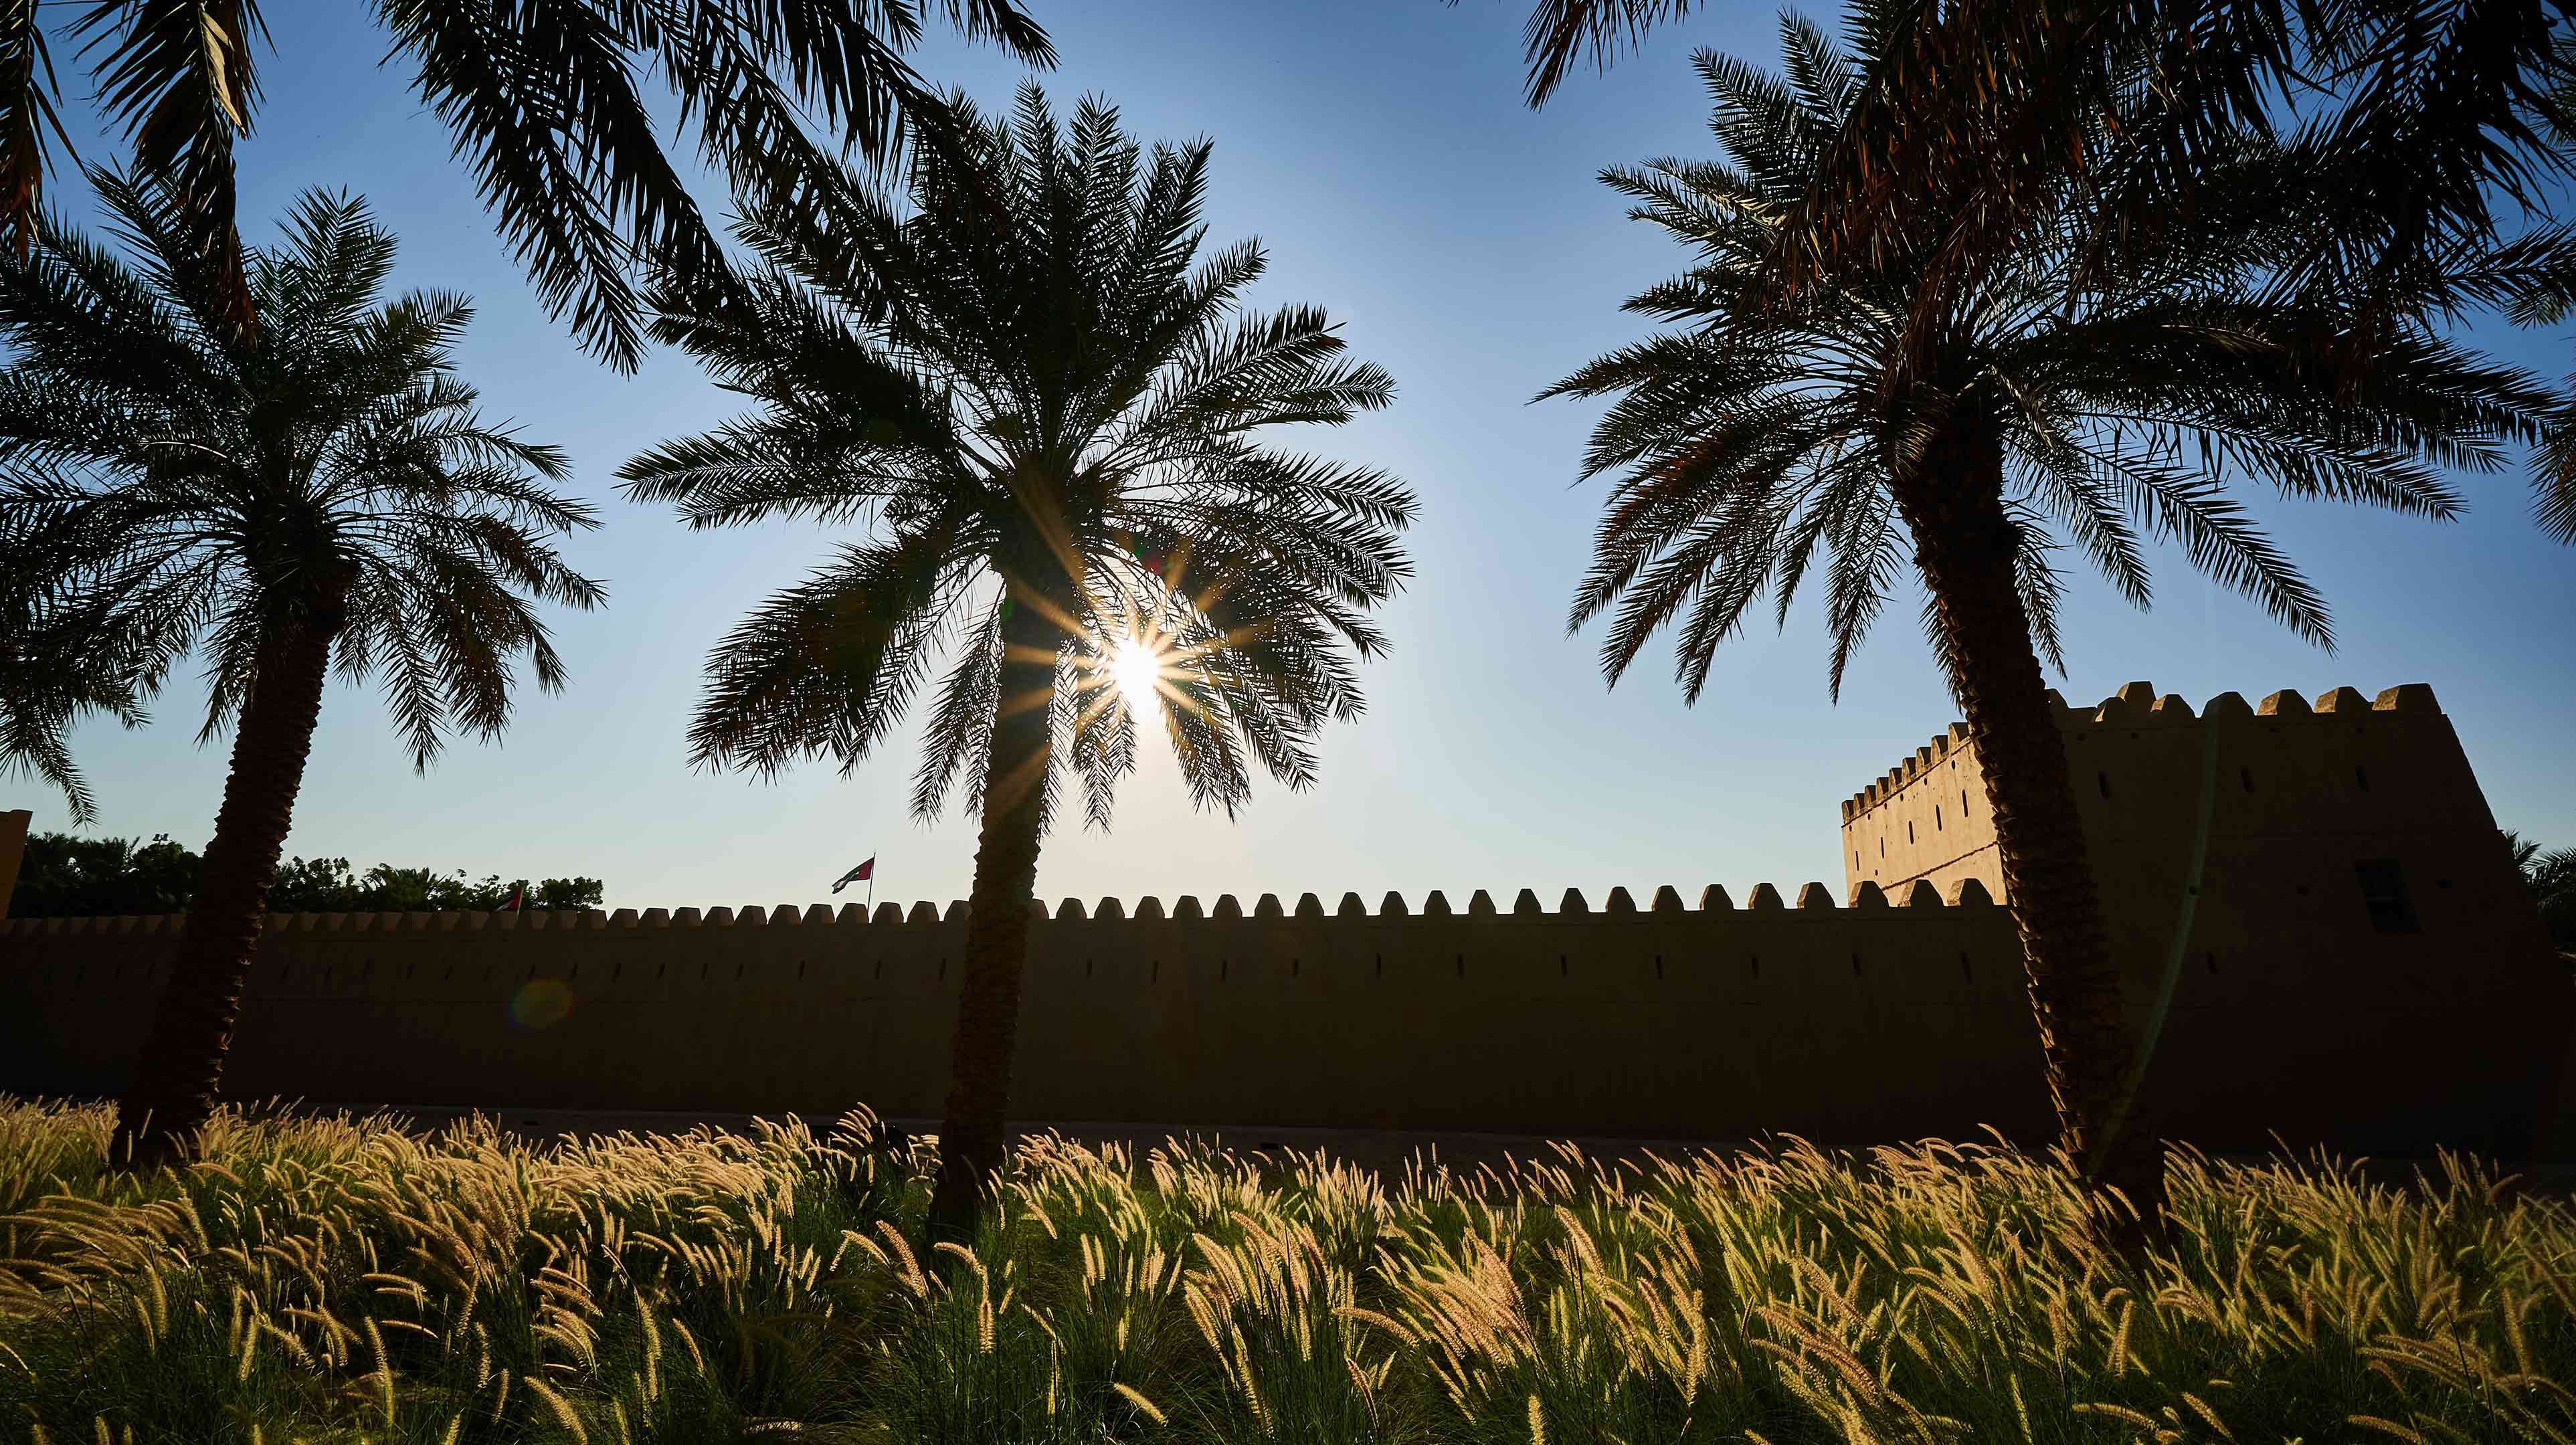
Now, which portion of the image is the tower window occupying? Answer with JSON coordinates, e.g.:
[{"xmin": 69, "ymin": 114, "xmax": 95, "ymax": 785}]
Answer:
[{"xmin": 2355, "ymin": 859, "xmax": 2419, "ymax": 935}]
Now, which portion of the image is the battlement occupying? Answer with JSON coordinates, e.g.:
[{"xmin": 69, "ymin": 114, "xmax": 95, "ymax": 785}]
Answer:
[
  {"xmin": 1841, "ymin": 681, "xmax": 2442, "ymax": 824},
  {"xmin": 1833, "ymin": 679, "xmax": 2502, "ymax": 921},
  {"xmin": 0, "ymin": 875, "xmax": 2008, "ymax": 939}
]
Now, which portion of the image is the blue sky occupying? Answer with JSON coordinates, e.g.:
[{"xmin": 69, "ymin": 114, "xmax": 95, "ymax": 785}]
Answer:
[{"xmin": 23, "ymin": 1, "xmax": 2576, "ymax": 911}]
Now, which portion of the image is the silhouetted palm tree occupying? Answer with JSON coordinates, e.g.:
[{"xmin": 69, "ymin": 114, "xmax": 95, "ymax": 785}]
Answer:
[
  {"xmin": 0, "ymin": 1, "xmax": 1052, "ymax": 369},
  {"xmin": 1548, "ymin": 15, "xmax": 2556, "ymax": 1200},
  {"xmin": 625, "ymin": 88, "xmax": 1415, "ymax": 1234},
  {"xmin": 0, "ymin": 174, "xmax": 604, "ymax": 1164}
]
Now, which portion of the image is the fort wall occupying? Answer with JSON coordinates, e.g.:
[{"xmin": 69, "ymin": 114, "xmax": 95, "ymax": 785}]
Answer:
[
  {"xmin": 2, "ymin": 682, "xmax": 2565, "ymax": 1159},
  {"xmin": 2, "ymin": 885, "xmax": 2071, "ymax": 1145}
]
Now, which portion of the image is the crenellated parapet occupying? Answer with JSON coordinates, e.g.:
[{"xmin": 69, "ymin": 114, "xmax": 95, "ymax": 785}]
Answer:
[
  {"xmin": 1836, "ymin": 680, "xmax": 2494, "ymax": 917},
  {"xmin": 0, "ymin": 875, "xmax": 2013, "ymax": 939},
  {"xmin": 1840, "ymin": 681, "xmax": 2443, "ymax": 826}
]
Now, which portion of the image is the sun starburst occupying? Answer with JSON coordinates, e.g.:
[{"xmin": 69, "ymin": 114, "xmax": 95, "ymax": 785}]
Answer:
[{"xmin": 1111, "ymin": 638, "xmax": 1166, "ymax": 710}]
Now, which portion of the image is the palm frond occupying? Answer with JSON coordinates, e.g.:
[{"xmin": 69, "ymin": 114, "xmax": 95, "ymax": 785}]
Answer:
[
  {"xmin": 0, "ymin": 0, "xmax": 74, "ymax": 256},
  {"xmin": 636, "ymin": 82, "xmax": 1413, "ymax": 840},
  {"xmin": 1551, "ymin": 4, "xmax": 2555, "ymax": 718}
]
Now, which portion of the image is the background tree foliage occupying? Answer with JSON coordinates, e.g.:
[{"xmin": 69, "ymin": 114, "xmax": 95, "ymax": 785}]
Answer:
[
  {"xmin": 6, "ymin": 831, "xmax": 601, "ymax": 918},
  {"xmin": 2507, "ymin": 829, "xmax": 2576, "ymax": 957},
  {"xmin": 6, "ymin": 832, "xmax": 197, "ymax": 918}
]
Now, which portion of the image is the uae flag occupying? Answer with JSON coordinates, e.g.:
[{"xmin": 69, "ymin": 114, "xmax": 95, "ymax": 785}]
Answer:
[{"xmin": 832, "ymin": 858, "xmax": 876, "ymax": 894}]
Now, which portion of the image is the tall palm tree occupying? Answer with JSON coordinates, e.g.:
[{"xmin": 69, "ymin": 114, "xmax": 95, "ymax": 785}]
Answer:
[
  {"xmin": 0, "ymin": 173, "xmax": 605, "ymax": 1164},
  {"xmin": 1548, "ymin": 14, "xmax": 2556, "ymax": 1201},
  {"xmin": 0, "ymin": 1, "xmax": 1053, "ymax": 369},
  {"xmin": 625, "ymin": 87, "xmax": 1414, "ymax": 1234}
]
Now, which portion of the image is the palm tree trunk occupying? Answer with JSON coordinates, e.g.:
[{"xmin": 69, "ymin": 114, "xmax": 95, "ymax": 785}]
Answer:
[
  {"xmin": 1894, "ymin": 422, "xmax": 2158, "ymax": 1220},
  {"xmin": 928, "ymin": 587, "xmax": 1061, "ymax": 1238},
  {"xmin": 113, "ymin": 580, "xmax": 351, "ymax": 1169}
]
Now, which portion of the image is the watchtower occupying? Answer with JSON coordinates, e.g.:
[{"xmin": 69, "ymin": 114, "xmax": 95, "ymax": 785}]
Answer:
[{"xmin": 1841, "ymin": 681, "xmax": 2570, "ymax": 1157}]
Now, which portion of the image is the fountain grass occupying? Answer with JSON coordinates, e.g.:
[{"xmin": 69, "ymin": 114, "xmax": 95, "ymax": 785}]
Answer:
[{"xmin": 1, "ymin": 1095, "xmax": 2569, "ymax": 1443}]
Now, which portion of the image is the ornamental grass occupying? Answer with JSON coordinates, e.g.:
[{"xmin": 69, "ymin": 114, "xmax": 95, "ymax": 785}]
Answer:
[{"xmin": 1, "ymin": 1096, "xmax": 2568, "ymax": 1443}]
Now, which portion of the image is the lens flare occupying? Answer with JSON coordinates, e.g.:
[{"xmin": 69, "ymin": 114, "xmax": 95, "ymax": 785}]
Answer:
[{"xmin": 509, "ymin": 977, "xmax": 575, "ymax": 1030}]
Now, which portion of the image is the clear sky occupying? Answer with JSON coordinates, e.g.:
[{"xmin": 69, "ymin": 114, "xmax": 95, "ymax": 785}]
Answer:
[{"xmin": 21, "ymin": 1, "xmax": 2576, "ymax": 912}]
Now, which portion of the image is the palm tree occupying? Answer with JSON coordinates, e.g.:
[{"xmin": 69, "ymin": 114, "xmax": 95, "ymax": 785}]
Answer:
[
  {"xmin": 0, "ymin": 173, "xmax": 605, "ymax": 1165},
  {"xmin": 0, "ymin": 1, "xmax": 1053, "ymax": 370},
  {"xmin": 625, "ymin": 87, "xmax": 1415, "ymax": 1234},
  {"xmin": 1547, "ymin": 14, "xmax": 2556, "ymax": 1201}
]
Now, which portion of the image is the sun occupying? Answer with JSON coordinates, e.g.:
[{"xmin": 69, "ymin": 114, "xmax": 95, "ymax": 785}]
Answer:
[{"xmin": 1110, "ymin": 638, "xmax": 1165, "ymax": 710}]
